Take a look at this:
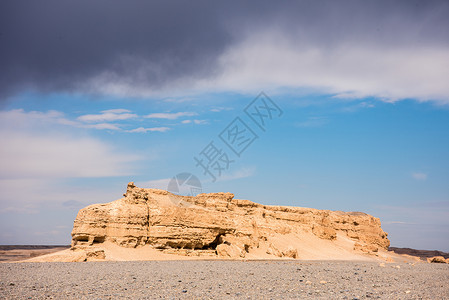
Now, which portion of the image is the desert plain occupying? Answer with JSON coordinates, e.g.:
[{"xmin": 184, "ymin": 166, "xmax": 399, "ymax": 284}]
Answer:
[
  {"xmin": 1, "ymin": 183, "xmax": 449, "ymax": 299},
  {"xmin": 1, "ymin": 260, "xmax": 449, "ymax": 299}
]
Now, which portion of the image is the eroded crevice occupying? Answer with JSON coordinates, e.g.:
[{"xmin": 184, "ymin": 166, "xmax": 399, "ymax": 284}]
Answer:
[
  {"xmin": 93, "ymin": 236, "xmax": 105, "ymax": 244},
  {"xmin": 75, "ymin": 236, "xmax": 89, "ymax": 243},
  {"xmin": 201, "ymin": 233, "xmax": 224, "ymax": 250},
  {"xmin": 146, "ymin": 202, "xmax": 151, "ymax": 239}
]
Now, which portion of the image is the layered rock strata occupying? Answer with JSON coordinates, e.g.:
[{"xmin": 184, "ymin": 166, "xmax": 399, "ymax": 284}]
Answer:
[{"xmin": 71, "ymin": 182, "xmax": 390, "ymax": 258}]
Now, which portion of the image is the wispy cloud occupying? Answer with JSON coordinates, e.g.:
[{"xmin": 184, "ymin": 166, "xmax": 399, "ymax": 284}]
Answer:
[
  {"xmin": 163, "ymin": 97, "xmax": 196, "ymax": 103},
  {"xmin": 83, "ymin": 123, "xmax": 122, "ymax": 130},
  {"xmin": 0, "ymin": 204, "xmax": 40, "ymax": 214},
  {"xmin": 181, "ymin": 119, "xmax": 208, "ymax": 125},
  {"xmin": 127, "ymin": 127, "xmax": 170, "ymax": 133},
  {"xmin": 145, "ymin": 112, "xmax": 197, "ymax": 120},
  {"xmin": 0, "ymin": 178, "xmax": 123, "ymax": 217},
  {"xmin": 210, "ymin": 107, "xmax": 233, "ymax": 112},
  {"xmin": 1, "ymin": 109, "xmax": 175, "ymax": 133},
  {"xmin": 0, "ymin": 131, "xmax": 139, "ymax": 179},
  {"xmin": 383, "ymin": 221, "xmax": 410, "ymax": 225},
  {"xmin": 412, "ymin": 172, "xmax": 428, "ymax": 181},
  {"xmin": 77, "ymin": 109, "xmax": 137, "ymax": 122},
  {"xmin": 101, "ymin": 109, "xmax": 132, "ymax": 114},
  {"xmin": 0, "ymin": 109, "xmax": 141, "ymax": 179},
  {"xmin": 0, "ymin": 109, "xmax": 123, "ymax": 131}
]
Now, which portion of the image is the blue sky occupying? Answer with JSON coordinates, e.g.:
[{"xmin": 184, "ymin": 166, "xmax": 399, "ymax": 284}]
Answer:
[
  {"xmin": 1, "ymin": 91, "xmax": 448, "ymax": 251},
  {"xmin": 1, "ymin": 1, "xmax": 448, "ymax": 251}
]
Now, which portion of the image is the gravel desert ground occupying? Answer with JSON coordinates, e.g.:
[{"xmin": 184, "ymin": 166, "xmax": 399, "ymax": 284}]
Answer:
[{"xmin": 1, "ymin": 260, "xmax": 448, "ymax": 299}]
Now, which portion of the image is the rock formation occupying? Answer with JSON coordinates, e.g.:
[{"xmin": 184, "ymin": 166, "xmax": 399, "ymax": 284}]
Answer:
[
  {"xmin": 427, "ymin": 256, "xmax": 449, "ymax": 264},
  {"xmin": 70, "ymin": 182, "xmax": 390, "ymax": 259}
]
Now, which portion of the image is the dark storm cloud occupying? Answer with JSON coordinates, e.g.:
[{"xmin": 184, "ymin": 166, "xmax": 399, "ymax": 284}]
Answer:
[
  {"xmin": 0, "ymin": 0, "xmax": 448, "ymax": 99},
  {"xmin": 0, "ymin": 0, "xmax": 232, "ymax": 98}
]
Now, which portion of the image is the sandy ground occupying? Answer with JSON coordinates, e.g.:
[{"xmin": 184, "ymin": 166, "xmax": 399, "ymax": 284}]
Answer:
[{"xmin": 1, "ymin": 260, "xmax": 448, "ymax": 299}]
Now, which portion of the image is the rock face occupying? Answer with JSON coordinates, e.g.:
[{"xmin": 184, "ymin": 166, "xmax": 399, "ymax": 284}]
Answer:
[{"xmin": 71, "ymin": 182, "xmax": 390, "ymax": 258}]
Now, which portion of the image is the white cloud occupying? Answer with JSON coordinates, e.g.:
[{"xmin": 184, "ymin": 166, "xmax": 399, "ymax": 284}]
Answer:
[
  {"xmin": 412, "ymin": 172, "xmax": 428, "ymax": 181},
  {"xmin": 210, "ymin": 107, "xmax": 233, "ymax": 112},
  {"xmin": 86, "ymin": 31, "xmax": 449, "ymax": 104},
  {"xmin": 201, "ymin": 33, "xmax": 449, "ymax": 103},
  {"xmin": 0, "ymin": 110, "xmax": 140, "ymax": 179},
  {"xmin": 181, "ymin": 119, "xmax": 208, "ymax": 125},
  {"xmin": 0, "ymin": 108, "xmax": 173, "ymax": 133},
  {"xmin": 163, "ymin": 97, "xmax": 196, "ymax": 103},
  {"xmin": 0, "ymin": 109, "xmax": 68, "ymax": 130},
  {"xmin": 127, "ymin": 127, "xmax": 170, "ymax": 133},
  {"xmin": 383, "ymin": 221, "xmax": 410, "ymax": 225},
  {"xmin": 83, "ymin": 123, "xmax": 122, "ymax": 130},
  {"xmin": 0, "ymin": 178, "xmax": 122, "ymax": 215},
  {"xmin": 101, "ymin": 109, "xmax": 131, "ymax": 114},
  {"xmin": 77, "ymin": 110, "xmax": 137, "ymax": 122},
  {"xmin": 0, "ymin": 109, "xmax": 123, "ymax": 131},
  {"xmin": 145, "ymin": 112, "xmax": 197, "ymax": 120},
  {"xmin": 0, "ymin": 131, "xmax": 138, "ymax": 179}
]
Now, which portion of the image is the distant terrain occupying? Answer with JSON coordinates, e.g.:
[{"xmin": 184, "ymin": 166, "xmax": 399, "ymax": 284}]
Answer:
[
  {"xmin": 389, "ymin": 247, "xmax": 449, "ymax": 260},
  {"xmin": 0, "ymin": 246, "xmax": 70, "ymax": 262}
]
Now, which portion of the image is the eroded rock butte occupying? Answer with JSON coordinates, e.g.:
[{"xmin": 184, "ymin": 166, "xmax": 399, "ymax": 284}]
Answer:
[{"xmin": 71, "ymin": 182, "xmax": 390, "ymax": 259}]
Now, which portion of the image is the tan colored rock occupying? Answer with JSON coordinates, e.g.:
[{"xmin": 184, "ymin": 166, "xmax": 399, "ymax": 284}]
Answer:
[
  {"xmin": 86, "ymin": 249, "xmax": 106, "ymax": 261},
  {"xmin": 70, "ymin": 182, "xmax": 390, "ymax": 258},
  {"xmin": 427, "ymin": 256, "xmax": 447, "ymax": 263},
  {"xmin": 266, "ymin": 243, "xmax": 282, "ymax": 257},
  {"xmin": 312, "ymin": 224, "xmax": 336, "ymax": 240},
  {"xmin": 354, "ymin": 242, "xmax": 379, "ymax": 254},
  {"xmin": 216, "ymin": 244, "xmax": 245, "ymax": 258},
  {"xmin": 265, "ymin": 243, "xmax": 298, "ymax": 258},
  {"xmin": 282, "ymin": 246, "xmax": 298, "ymax": 258}
]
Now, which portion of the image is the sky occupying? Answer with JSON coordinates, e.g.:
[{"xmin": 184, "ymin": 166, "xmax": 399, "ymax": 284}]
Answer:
[{"xmin": 0, "ymin": 0, "xmax": 448, "ymax": 251}]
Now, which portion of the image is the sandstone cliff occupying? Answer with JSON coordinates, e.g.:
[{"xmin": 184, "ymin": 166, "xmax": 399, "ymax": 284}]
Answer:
[{"xmin": 69, "ymin": 182, "xmax": 389, "ymax": 260}]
